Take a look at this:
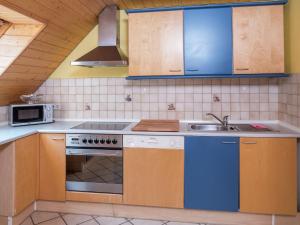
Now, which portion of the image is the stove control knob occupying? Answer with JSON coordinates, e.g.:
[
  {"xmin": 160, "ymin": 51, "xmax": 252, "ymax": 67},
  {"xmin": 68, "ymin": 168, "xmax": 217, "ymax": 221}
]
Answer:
[
  {"xmin": 94, "ymin": 139, "xmax": 99, "ymax": 144},
  {"xmin": 88, "ymin": 139, "xmax": 93, "ymax": 144},
  {"xmin": 112, "ymin": 139, "xmax": 118, "ymax": 144},
  {"xmin": 106, "ymin": 139, "xmax": 111, "ymax": 144},
  {"xmin": 82, "ymin": 139, "xmax": 87, "ymax": 144},
  {"xmin": 100, "ymin": 139, "xmax": 105, "ymax": 144}
]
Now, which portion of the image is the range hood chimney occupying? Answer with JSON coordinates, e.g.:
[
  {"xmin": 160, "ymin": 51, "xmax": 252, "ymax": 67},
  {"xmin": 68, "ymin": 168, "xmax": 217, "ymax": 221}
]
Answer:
[{"xmin": 71, "ymin": 5, "xmax": 128, "ymax": 67}]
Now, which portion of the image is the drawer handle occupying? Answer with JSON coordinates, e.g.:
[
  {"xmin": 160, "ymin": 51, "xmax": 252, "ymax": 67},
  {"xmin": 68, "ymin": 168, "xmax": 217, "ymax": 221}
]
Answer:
[
  {"xmin": 169, "ymin": 69, "xmax": 182, "ymax": 72},
  {"xmin": 236, "ymin": 68, "xmax": 249, "ymax": 71},
  {"xmin": 51, "ymin": 137, "xmax": 65, "ymax": 141},
  {"xmin": 222, "ymin": 141, "xmax": 237, "ymax": 144},
  {"xmin": 242, "ymin": 142, "xmax": 257, "ymax": 145},
  {"xmin": 186, "ymin": 69, "xmax": 199, "ymax": 72}
]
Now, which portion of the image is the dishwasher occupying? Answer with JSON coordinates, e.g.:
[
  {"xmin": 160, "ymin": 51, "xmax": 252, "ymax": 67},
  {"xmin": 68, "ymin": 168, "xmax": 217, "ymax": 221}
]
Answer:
[{"xmin": 123, "ymin": 135, "xmax": 184, "ymax": 208}]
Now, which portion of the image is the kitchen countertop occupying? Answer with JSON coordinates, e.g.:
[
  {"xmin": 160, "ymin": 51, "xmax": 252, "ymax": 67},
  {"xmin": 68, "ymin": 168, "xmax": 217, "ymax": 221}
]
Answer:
[{"xmin": 0, "ymin": 120, "xmax": 299, "ymax": 146}]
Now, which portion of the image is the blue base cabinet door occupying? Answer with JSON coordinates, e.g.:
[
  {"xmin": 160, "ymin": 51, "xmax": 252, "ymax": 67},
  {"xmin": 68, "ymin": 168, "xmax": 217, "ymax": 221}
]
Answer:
[
  {"xmin": 184, "ymin": 8, "xmax": 233, "ymax": 75},
  {"xmin": 184, "ymin": 136, "xmax": 239, "ymax": 211}
]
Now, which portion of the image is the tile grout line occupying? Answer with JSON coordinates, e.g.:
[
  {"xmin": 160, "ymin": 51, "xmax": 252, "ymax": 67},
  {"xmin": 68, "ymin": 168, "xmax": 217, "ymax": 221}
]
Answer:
[{"xmin": 58, "ymin": 213, "xmax": 68, "ymax": 225}]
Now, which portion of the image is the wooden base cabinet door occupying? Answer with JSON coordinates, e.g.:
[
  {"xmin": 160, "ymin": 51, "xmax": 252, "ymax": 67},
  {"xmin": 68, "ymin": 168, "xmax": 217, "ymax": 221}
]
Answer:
[
  {"xmin": 14, "ymin": 135, "xmax": 39, "ymax": 215},
  {"xmin": 128, "ymin": 10, "xmax": 184, "ymax": 76},
  {"xmin": 233, "ymin": 5, "xmax": 284, "ymax": 74},
  {"xmin": 124, "ymin": 148, "xmax": 184, "ymax": 208},
  {"xmin": 39, "ymin": 134, "xmax": 66, "ymax": 201},
  {"xmin": 240, "ymin": 138, "xmax": 297, "ymax": 215}
]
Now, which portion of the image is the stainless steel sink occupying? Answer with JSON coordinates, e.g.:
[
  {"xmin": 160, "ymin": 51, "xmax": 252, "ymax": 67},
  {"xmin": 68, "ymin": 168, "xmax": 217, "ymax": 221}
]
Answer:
[
  {"xmin": 188, "ymin": 123, "xmax": 276, "ymax": 132},
  {"xmin": 188, "ymin": 124, "xmax": 237, "ymax": 132},
  {"xmin": 234, "ymin": 124, "xmax": 275, "ymax": 132}
]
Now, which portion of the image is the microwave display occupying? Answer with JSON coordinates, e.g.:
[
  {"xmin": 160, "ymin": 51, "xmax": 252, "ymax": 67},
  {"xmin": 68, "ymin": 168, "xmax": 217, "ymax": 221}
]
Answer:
[{"xmin": 13, "ymin": 106, "xmax": 44, "ymax": 124}]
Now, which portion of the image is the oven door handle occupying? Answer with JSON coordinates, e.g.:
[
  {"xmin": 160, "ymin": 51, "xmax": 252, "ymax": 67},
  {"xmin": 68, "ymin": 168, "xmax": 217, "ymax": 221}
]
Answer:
[{"xmin": 66, "ymin": 148, "xmax": 123, "ymax": 157}]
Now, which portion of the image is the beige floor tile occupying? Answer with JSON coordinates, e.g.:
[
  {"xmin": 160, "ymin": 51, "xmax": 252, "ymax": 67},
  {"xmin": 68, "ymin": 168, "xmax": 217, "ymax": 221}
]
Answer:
[
  {"xmin": 39, "ymin": 217, "xmax": 66, "ymax": 225},
  {"xmin": 31, "ymin": 211, "xmax": 60, "ymax": 224},
  {"xmin": 167, "ymin": 222, "xmax": 199, "ymax": 225},
  {"xmin": 95, "ymin": 216, "xmax": 127, "ymax": 225},
  {"xmin": 20, "ymin": 217, "xmax": 34, "ymax": 225},
  {"xmin": 63, "ymin": 214, "xmax": 93, "ymax": 225},
  {"xmin": 130, "ymin": 219, "xmax": 165, "ymax": 225},
  {"xmin": 80, "ymin": 219, "xmax": 99, "ymax": 225}
]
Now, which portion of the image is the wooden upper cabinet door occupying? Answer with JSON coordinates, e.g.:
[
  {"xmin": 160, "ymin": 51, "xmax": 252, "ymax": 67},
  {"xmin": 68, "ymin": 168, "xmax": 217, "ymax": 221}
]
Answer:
[
  {"xmin": 128, "ymin": 11, "xmax": 184, "ymax": 76},
  {"xmin": 240, "ymin": 138, "xmax": 297, "ymax": 216},
  {"xmin": 123, "ymin": 148, "xmax": 184, "ymax": 208},
  {"xmin": 14, "ymin": 134, "xmax": 39, "ymax": 215},
  {"xmin": 39, "ymin": 134, "xmax": 66, "ymax": 201},
  {"xmin": 233, "ymin": 6, "xmax": 284, "ymax": 74}
]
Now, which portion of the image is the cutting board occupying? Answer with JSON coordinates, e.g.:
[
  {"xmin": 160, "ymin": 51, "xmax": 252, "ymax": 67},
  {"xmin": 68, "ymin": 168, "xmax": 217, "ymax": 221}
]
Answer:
[{"xmin": 132, "ymin": 120, "xmax": 180, "ymax": 132}]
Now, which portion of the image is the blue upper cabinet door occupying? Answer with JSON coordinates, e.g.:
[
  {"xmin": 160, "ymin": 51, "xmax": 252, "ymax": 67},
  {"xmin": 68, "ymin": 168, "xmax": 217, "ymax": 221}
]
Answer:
[
  {"xmin": 184, "ymin": 8, "xmax": 233, "ymax": 75},
  {"xmin": 184, "ymin": 136, "xmax": 239, "ymax": 212}
]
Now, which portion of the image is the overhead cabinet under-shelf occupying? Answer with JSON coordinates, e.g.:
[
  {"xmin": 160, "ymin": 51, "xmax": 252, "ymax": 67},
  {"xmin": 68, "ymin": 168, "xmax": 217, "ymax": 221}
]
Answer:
[{"xmin": 127, "ymin": 3, "xmax": 286, "ymax": 78}]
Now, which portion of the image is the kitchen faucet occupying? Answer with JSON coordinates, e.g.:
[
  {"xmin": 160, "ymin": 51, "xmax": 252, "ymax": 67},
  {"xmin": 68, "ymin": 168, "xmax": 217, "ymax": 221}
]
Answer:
[{"xmin": 206, "ymin": 113, "xmax": 230, "ymax": 128}]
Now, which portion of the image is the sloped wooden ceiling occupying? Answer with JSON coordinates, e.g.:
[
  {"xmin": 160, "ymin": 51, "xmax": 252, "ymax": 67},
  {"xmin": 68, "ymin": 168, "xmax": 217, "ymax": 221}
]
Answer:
[
  {"xmin": 0, "ymin": 0, "xmax": 269, "ymax": 105},
  {"xmin": 0, "ymin": 0, "xmax": 119, "ymax": 105}
]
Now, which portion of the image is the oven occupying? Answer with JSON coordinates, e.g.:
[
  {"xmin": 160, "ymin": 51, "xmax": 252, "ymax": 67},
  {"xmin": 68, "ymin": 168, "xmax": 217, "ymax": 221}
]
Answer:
[{"xmin": 66, "ymin": 134, "xmax": 123, "ymax": 194}]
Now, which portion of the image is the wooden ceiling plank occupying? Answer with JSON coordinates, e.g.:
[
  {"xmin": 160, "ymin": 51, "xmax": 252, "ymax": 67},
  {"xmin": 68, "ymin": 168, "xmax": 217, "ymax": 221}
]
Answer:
[
  {"xmin": 4, "ymin": 24, "xmax": 44, "ymax": 36},
  {"xmin": 34, "ymin": 0, "xmax": 97, "ymax": 31},
  {"xmin": 60, "ymin": 0, "xmax": 100, "ymax": 22},
  {"xmin": 2, "ymin": 0, "xmax": 92, "ymax": 35},
  {"xmin": 79, "ymin": 0, "xmax": 106, "ymax": 16},
  {"xmin": 0, "ymin": 4, "xmax": 43, "ymax": 24},
  {"xmin": 29, "ymin": 40, "xmax": 72, "ymax": 55},
  {"xmin": 13, "ymin": 57, "xmax": 59, "ymax": 69},
  {"xmin": 0, "ymin": 20, "xmax": 12, "ymax": 37},
  {"xmin": 22, "ymin": 48, "xmax": 66, "ymax": 62},
  {"xmin": 0, "ymin": 45, "xmax": 23, "ymax": 57},
  {"xmin": 5, "ymin": 64, "xmax": 54, "ymax": 74}
]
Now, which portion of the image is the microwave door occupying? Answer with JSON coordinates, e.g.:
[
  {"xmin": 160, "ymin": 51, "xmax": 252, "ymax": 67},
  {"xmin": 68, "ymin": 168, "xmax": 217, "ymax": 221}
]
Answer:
[{"xmin": 12, "ymin": 105, "xmax": 44, "ymax": 125}]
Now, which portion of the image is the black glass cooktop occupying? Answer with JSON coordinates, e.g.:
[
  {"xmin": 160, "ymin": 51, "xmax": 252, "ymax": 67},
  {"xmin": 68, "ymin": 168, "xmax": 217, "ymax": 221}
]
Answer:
[{"xmin": 72, "ymin": 122, "xmax": 130, "ymax": 131}]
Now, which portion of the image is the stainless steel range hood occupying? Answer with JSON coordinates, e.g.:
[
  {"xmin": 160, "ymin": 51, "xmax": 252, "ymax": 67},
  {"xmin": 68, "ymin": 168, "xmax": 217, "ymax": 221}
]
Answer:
[{"xmin": 71, "ymin": 5, "xmax": 128, "ymax": 67}]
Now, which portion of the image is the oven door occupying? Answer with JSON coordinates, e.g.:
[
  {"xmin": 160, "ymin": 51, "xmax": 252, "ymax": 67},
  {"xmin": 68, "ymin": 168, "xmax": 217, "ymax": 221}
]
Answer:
[
  {"xmin": 11, "ymin": 105, "xmax": 45, "ymax": 125},
  {"xmin": 66, "ymin": 148, "xmax": 123, "ymax": 194}
]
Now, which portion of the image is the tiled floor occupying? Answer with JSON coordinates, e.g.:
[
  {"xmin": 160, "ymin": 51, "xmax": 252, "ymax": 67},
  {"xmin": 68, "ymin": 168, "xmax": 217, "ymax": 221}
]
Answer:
[{"xmin": 21, "ymin": 211, "xmax": 209, "ymax": 225}]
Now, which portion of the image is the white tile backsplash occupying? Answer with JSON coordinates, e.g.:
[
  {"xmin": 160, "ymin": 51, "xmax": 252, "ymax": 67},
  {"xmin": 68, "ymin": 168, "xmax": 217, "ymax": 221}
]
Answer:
[
  {"xmin": 0, "ymin": 106, "xmax": 8, "ymax": 123},
  {"xmin": 35, "ymin": 77, "xmax": 280, "ymax": 121},
  {"xmin": 279, "ymin": 74, "xmax": 300, "ymax": 127}
]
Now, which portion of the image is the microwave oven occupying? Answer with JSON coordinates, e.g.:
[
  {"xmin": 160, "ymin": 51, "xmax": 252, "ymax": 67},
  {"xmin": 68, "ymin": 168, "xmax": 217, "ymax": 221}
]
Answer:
[{"xmin": 9, "ymin": 104, "xmax": 54, "ymax": 126}]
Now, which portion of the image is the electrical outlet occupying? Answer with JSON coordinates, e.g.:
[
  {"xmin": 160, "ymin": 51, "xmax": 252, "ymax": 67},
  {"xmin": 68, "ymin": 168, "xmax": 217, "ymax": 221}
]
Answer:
[{"xmin": 53, "ymin": 104, "xmax": 61, "ymax": 110}]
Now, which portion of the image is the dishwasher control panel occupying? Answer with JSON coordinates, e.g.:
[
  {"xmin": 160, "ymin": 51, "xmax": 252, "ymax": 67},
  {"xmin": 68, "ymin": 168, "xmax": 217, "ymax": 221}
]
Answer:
[{"xmin": 124, "ymin": 135, "xmax": 184, "ymax": 149}]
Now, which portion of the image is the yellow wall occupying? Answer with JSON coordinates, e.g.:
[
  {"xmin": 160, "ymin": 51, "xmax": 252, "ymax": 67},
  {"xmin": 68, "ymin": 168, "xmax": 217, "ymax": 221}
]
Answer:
[
  {"xmin": 50, "ymin": 11, "xmax": 128, "ymax": 79},
  {"xmin": 285, "ymin": 0, "xmax": 300, "ymax": 73}
]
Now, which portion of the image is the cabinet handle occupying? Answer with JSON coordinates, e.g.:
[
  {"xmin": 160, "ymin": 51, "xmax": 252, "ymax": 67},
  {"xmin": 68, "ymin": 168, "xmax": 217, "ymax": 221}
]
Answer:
[
  {"xmin": 51, "ymin": 137, "xmax": 65, "ymax": 141},
  {"xmin": 236, "ymin": 68, "xmax": 249, "ymax": 71},
  {"xmin": 169, "ymin": 69, "xmax": 182, "ymax": 72},
  {"xmin": 222, "ymin": 141, "xmax": 237, "ymax": 144},
  {"xmin": 186, "ymin": 69, "xmax": 199, "ymax": 72},
  {"xmin": 242, "ymin": 142, "xmax": 257, "ymax": 145}
]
